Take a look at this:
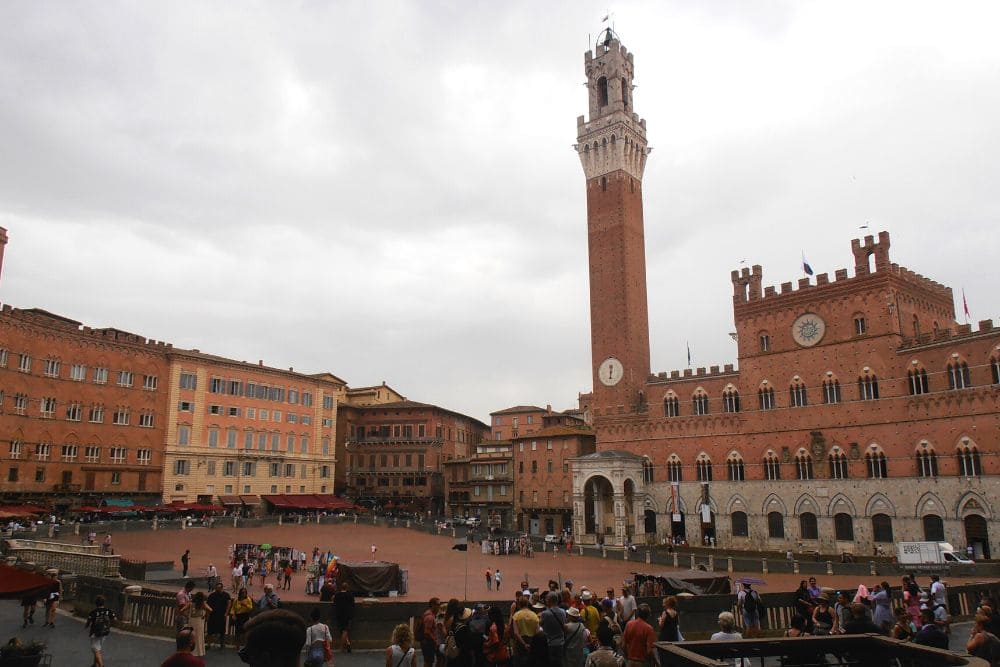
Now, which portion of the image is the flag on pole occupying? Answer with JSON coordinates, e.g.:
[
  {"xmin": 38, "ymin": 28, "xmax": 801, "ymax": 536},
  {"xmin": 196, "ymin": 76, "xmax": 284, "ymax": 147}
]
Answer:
[
  {"xmin": 686, "ymin": 341, "xmax": 691, "ymax": 367},
  {"xmin": 801, "ymin": 252, "xmax": 814, "ymax": 276},
  {"xmin": 601, "ymin": 14, "xmax": 609, "ymax": 21},
  {"xmin": 963, "ymin": 289, "xmax": 971, "ymax": 321}
]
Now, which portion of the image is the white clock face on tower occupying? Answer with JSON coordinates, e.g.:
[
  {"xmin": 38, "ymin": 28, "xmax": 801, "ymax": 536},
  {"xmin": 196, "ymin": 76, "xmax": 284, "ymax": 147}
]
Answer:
[
  {"xmin": 791, "ymin": 313, "xmax": 826, "ymax": 348},
  {"xmin": 598, "ymin": 357, "xmax": 624, "ymax": 386}
]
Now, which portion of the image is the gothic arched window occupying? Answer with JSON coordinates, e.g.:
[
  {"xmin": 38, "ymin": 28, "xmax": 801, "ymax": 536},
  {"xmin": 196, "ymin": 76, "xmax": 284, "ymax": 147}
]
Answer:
[
  {"xmin": 763, "ymin": 453, "xmax": 781, "ymax": 481},
  {"xmin": 829, "ymin": 450, "xmax": 849, "ymax": 479},
  {"xmin": 908, "ymin": 367, "xmax": 929, "ymax": 395},
  {"xmin": 858, "ymin": 373, "xmax": 880, "ymax": 400},
  {"xmin": 947, "ymin": 361, "xmax": 972, "ymax": 390},
  {"xmin": 916, "ymin": 444, "xmax": 938, "ymax": 478},
  {"xmin": 692, "ymin": 391, "xmax": 709, "ymax": 416},
  {"xmin": 723, "ymin": 388, "xmax": 740, "ymax": 413},
  {"xmin": 957, "ymin": 443, "xmax": 981, "ymax": 477},
  {"xmin": 696, "ymin": 455, "xmax": 713, "ymax": 482},
  {"xmin": 667, "ymin": 455, "xmax": 683, "ymax": 483},
  {"xmin": 726, "ymin": 455, "xmax": 745, "ymax": 482},
  {"xmin": 795, "ymin": 453, "xmax": 814, "ymax": 480},
  {"xmin": 597, "ymin": 76, "xmax": 609, "ymax": 107},
  {"xmin": 758, "ymin": 386, "xmax": 775, "ymax": 410},
  {"xmin": 865, "ymin": 447, "xmax": 888, "ymax": 479},
  {"xmin": 822, "ymin": 378, "xmax": 841, "ymax": 404},
  {"xmin": 642, "ymin": 457, "xmax": 654, "ymax": 484},
  {"xmin": 789, "ymin": 381, "xmax": 808, "ymax": 408}
]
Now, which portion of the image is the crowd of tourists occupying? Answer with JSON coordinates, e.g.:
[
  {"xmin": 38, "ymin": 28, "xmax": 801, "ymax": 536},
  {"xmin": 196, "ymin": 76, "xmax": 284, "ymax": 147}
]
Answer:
[{"xmin": 81, "ymin": 562, "xmax": 1000, "ymax": 667}]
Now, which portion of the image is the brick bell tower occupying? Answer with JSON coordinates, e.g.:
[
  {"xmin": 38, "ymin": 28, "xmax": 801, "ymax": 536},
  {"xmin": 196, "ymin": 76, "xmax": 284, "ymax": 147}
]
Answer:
[{"xmin": 576, "ymin": 30, "xmax": 652, "ymax": 415}]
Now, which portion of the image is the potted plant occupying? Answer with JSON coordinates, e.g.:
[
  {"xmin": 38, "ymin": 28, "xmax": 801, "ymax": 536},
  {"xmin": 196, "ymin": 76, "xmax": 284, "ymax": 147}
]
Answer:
[{"xmin": 0, "ymin": 638, "xmax": 45, "ymax": 667}]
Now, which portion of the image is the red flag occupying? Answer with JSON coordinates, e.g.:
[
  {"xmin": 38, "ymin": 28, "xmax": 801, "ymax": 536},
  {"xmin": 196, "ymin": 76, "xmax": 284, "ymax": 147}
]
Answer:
[{"xmin": 963, "ymin": 289, "xmax": 970, "ymax": 320}]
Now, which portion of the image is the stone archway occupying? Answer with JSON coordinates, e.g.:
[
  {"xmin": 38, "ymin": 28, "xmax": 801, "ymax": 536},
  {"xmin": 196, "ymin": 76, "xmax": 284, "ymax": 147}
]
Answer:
[
  {"xmin": 965, "ymin": 515, "xmax": 990, "ymax": 559},
  {"xmin": 583, "ymin": 475, "xmax": 615, "ymax": 542}
]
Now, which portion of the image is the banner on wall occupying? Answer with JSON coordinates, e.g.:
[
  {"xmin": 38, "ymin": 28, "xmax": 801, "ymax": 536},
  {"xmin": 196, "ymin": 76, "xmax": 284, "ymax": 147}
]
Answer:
[{"xmin": 671, "ymin": 483, "xmax": 681, "ymax": 522}]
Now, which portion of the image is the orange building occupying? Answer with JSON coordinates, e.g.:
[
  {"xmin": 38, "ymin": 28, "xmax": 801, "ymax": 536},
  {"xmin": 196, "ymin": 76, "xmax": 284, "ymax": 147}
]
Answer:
[
  {"xmin": 160, "ymin": 350, "xmax": 346, "ymax": 508},
  {"xmin": 333, "ymin": 382, "xmax": 405, "ymax": 494},
  {"xmin": 571, "ymin": 31, "xmax": 1000, "ymax": 558},
  {"xmin": 444, "ymin": 440, "xmax": 514, "ymax": 528},
  {"xmin": 342, "ymin": 401, "xmax": 489, "ymax": 515},
  {"xmin": 0, "ymin": 306, "xmax": 170, "ymax": 507}
]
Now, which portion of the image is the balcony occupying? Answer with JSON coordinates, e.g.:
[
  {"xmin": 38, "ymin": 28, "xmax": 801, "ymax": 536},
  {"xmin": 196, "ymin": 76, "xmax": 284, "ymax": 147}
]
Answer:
[{"xmin": 346, "ymin": 436, "xmax": 442, "ymax": 446}]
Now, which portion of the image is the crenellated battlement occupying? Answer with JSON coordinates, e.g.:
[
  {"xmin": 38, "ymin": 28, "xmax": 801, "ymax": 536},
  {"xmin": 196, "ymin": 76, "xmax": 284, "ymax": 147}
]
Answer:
[
  {"xmin": 733, "ymin": 231, "xmax": 953, "ymax": 309},
  {"xmin": 648, "ymin": 363, "xmax": 738, "ymax": 384},
  {"xmin": 0, "ymin": 303, "xmax": 173, "ymax": 351},
  {"xmin": 898, "ymin": 318, "xmax": 998, "ymax": 350}
]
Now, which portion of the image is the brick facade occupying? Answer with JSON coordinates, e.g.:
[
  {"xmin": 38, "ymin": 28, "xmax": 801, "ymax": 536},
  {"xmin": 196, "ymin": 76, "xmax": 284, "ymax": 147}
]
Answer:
[
  {"xmin": 342, "ymin": 401, "xmax": 489, "ymax": 515},
  {"xmin": 0, "ymin": 306, "xmax": 170, "ymax": 506},
  {"xmin": 444, "ymin": 441, "xmax": 514, "ymax": 528},
  {"xmin": 513, "ymin": 413, "xmax": 595, "ymax": 535},
  {"xmin": 571, "ymin": 36, "xmax": 1000, "ymax": 559}
]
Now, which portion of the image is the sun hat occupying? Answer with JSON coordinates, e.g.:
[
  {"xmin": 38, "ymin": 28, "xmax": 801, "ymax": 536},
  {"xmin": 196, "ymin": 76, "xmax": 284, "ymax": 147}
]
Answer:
[
  {"xmin": 581, "ymin": 591, "xmax": 593, "ymax": 601},
  {"xmin": 567, "ymin": 607, "xmax": 581, "ymax": 618},
  {"xmin": 460, "ymin": 608, "xmax": 473, "ymax": 621}
]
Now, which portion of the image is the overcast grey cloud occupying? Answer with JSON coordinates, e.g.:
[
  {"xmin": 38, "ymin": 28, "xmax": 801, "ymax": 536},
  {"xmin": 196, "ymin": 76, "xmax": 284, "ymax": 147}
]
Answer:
[{"xmin": 1, "ymin": 1, "xmax": 998, "ymax": 423}]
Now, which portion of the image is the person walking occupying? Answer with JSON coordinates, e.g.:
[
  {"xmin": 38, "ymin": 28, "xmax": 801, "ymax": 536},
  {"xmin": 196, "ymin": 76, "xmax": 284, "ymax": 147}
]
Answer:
[
  {"xmin": 737, "ymin": 583, "xmax": 763, "ymax": 637},
  {"xmin": 333, "ymin": 582, "xmax": 355, "ymax": 652},
  {"xmin": 655, "ymin": 596, "xmax": 680, "ymax": 666},
  {"xmin": 495, "ymin": 569, "xmax": 503, "ymax": 593},
  {"xmin": 206, "ymin": 563, "xmax": 218, "ymax": 590},
  {"xmin": 85, "ymin": 595, "xmax": 117, "ymax": 667},
  {"xmin": 20, "ymin": 593, "xmax": 36, "ymax": 628},
  {"xmin": 872, "ymin": 581, "xmax": 894, "ymax": 632},
  {"xmin": 206, "ymin": 582, "xmax": 231, "ymax": 650},
  {"xmin": 486, "ymin": 569, "xmax": 493, "ymax": 591},
  {"xmin": 176, "ymin": 581, "xmax": 195, "ymax": 633},
  {"xmin": 43, "ymin": 571, "xmax": 62, "ymax": 628},
  {"xmin": 282, "ymin": 563, "xmax": 293, "ymax": 591},
  {"xmin": 483, "ymin": 605, "xmax": 509, "ymax": 666},
  {"xmin": 181, "ymin": 549, "xmax": 191, "ymax": 578},
  {"xmin": 386, "ymin": 624, "xmax": 416, "ymax": 667},
  {"xmin": 621, "ymin": 605, "xmax": 655, "ymax": 667},
  {"xmin": 232, "ymin": 562, "xmax": 243, "ymax": 593},
  {"xmin": 304, "ymin": 607, "xmax": 334, "ymax": 667}
]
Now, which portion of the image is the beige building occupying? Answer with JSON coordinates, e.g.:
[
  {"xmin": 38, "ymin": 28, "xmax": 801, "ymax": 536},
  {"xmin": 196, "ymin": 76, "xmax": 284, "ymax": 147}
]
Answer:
[{"xmin": 161, "ymin": 349, "xmax": 346, "ymax": 508}]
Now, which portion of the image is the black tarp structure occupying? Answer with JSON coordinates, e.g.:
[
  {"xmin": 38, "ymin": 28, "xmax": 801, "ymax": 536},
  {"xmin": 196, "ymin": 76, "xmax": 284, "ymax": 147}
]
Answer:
[
  {"xmin": 337, "ymin": 561, "xmax": 401, "ymax": 595},
  {"xmin": 631, "ymin": 571, "xmax": 732, "ymax": 596},
  {"xmin": 0, "ymin": 564, "xmax": 59, "ymax": 600}
]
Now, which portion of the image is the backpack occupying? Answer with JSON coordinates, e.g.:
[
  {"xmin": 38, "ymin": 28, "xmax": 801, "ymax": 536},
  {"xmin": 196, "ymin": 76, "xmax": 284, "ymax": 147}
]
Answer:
[
  {"xmin": 91, "ymin": 609, "xmax": 111, "ymax": 637},
  {"xmin": 743, "ymin": 590, "xmax": 762, "ymax": 614}
]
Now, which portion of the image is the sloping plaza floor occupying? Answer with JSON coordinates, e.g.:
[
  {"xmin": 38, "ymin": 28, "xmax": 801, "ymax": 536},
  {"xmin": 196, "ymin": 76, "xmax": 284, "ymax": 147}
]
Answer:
[{"xmin": 99, "ymin": 522, "xmax": 992, "ymax": 601}]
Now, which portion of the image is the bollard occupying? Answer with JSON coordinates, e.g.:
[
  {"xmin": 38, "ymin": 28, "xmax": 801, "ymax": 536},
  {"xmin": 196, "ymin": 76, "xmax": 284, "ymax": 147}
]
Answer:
[
  {"xmin": 602, "ymin": 547, "xmax": 607, "ymax": 558},
  {"xmin": 233, "ymin": 517, "xmax": 238, "ymax": 528},
  {"xmin": 47, "ymin": 526, "xmax": 54, "ymax": 539},
  {"xmin": 74, "ymin": 524, "xmax": 80, "ymax": 535},
  {"xmin": 708, "ymin": 555, "xmax": 714, "ymax": 571},
  {"xmin": 181, "ymin": 519, "xmax": 187, "ymax": 530},
  {"xmin": 624, "ymin": 548, "xmax": 629, "ymax": 561},
  {"xmin": 278, "ymin": 515, "xmax": 283, "ymax": 526},
  {"xmin": 727, "ymin": 557, "xmax": 733, "ymax": 573},
  {"xmin": 452, "ymin": 528, "xmax": 456, "ymax": 538},
  {"xmin": 673, "ymin": 552, "xmax": 679, "ymax": 568},
  {"xmin": 869, "ymin": 560, "xmax": 877, "ymax": 576},
  {"xmin": 407, "ymin": 520, "xmax": 411, "ymax": 529},
  {"xmin": 579, "ymin": 546, "xmax": 583, "ymax": 556},
  {"xmin": 690, "ymin": 555, "xmax": 696, "ymax": 570},
  {"xmin": 354, "ymin": 515, "xmax": 358, "ymax": 524},
  {"xmin": 826, "ymin": 561, "xmax": 834, "ymax": 576},
  {"xmin": 123, "ymin": 585, "xmax": 143, "ymax": 625},
  {"xmin": 645, "ymin": 550, "xmax": 651, "ymax": 564},
  {"xmin": 762, "ymin": 558, "xmax": 768, "ymax": 574},
  {"xmin": 793, "ymin": 560, "xmax": 799, "ymax": 574}
]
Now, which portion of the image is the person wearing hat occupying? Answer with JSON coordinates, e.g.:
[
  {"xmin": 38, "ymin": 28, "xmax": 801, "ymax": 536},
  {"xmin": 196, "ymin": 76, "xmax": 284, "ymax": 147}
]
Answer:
[
  {"xmin": 811, "ymin": 593, "xmax": 837, "ymax": 635},
  {"xmin": 564, "ymin": 607, "xmax": 589, "ymax": 667},
  {"xmin": 447, "ymin": 607, "xmax": 475, "ymax": 667}
]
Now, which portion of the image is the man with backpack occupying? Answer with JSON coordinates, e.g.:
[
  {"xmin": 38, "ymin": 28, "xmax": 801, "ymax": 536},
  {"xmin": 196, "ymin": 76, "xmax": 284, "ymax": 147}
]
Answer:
[
  {"xmin": 86, "ymin": 595, "xmax": 118, "ymax": 667},
  {"xmin": 738, "ymin": 583, "xmax": 764, "ymax": 636}
]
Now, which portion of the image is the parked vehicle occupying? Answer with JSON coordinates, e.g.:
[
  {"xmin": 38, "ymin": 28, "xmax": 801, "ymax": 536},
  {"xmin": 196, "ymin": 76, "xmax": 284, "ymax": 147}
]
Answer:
[
  {"xmin": 897, "ymin": 541, "xmax": 974, "ymax": 565},
  {"xmin": 543, "ymin": 534, "xmax": 562, "ymax": 544}
]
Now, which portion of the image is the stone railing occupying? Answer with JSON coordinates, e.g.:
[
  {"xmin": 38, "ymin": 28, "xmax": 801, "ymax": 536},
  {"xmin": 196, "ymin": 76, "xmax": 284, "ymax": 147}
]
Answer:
[{"xmin": 4, "ymin": 538, "xmax": 121, "ymax": 578}]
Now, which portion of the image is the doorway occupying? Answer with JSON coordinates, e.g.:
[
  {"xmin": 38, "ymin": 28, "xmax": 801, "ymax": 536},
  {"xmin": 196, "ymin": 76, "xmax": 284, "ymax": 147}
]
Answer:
[{"xmin": 964, "ymin": 514, "xmax": 990, "ymax": 559}]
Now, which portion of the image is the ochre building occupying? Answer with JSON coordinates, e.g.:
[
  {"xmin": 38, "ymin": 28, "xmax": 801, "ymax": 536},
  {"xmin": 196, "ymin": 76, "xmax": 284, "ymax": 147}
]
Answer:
[
  {"xmin": 160, "ymin": 350, "xmax": 346, "ymax": 509},
  {"xmin": 570, "ymin": 32, "xmax": 1000, "ymax": 558}
]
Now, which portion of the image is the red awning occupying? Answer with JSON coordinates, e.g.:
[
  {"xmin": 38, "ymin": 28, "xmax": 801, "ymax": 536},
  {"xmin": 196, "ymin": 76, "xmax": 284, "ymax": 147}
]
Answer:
[
  {"xmin": 0, "ymin": 505, "xmax": 48, "ymax": 516},
  {"xmin": 0, "ymin": 564, "xmax": 58, "ymax": 600}
]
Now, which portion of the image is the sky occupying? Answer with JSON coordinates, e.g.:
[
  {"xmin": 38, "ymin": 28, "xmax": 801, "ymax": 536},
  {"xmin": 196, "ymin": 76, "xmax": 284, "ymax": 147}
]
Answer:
[{"xmin": 1, "ymin": 1, "xmax": 998, "ymax": 424}]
